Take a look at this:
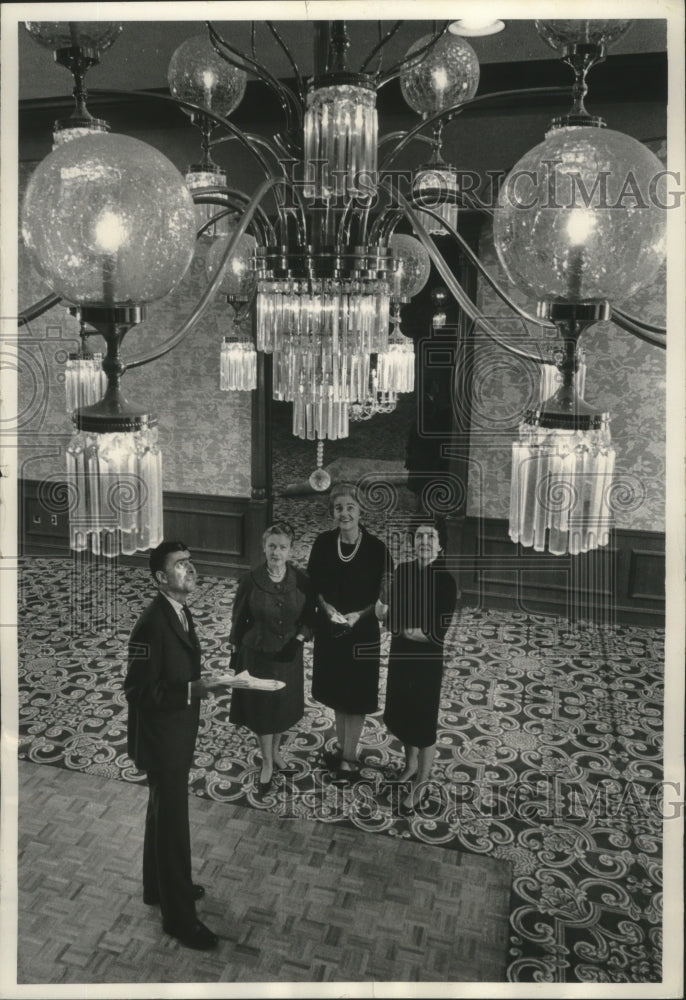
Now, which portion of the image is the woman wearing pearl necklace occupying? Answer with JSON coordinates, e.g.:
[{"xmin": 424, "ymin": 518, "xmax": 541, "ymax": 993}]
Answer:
[{"xmin": 307, "ymin": 482, "xmax": 392, "ymax": 781}]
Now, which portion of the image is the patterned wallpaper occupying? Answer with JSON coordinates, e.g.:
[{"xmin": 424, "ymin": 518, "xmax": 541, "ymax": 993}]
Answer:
[
  {"xmin": 467, "ymin": 143, "xmax": 666, "ymax": 532},
  {"xmin": 17, "ymin": 162, "xmax": 252, "ymax": 498}
]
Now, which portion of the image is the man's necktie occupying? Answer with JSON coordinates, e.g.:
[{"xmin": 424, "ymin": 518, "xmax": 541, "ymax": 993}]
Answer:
[{"xmin": 179, "ymin": 606, "xmax": 189, "ymax": 632}]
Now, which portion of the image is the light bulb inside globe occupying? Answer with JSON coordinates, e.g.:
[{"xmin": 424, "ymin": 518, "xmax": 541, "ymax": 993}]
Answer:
[
  {"xmin": 168, "ymin": 34, "xmax": 247, "ymax": 118},
  {"xmin": 93, "ymin": 211, "xmax": 129, "ymax": 254},
  {"xmin": 493, "ymin": 125, "xmax": 666, "ymax": 305},
  {"xmin": 400, "ymin": 33, "xmax": 480, "ymax": 116}
]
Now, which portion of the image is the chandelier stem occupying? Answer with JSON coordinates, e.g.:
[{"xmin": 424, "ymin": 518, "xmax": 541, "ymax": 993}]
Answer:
[{"xmin": 329, "ymin": 21, "xmax": 351, "ymax": 73}]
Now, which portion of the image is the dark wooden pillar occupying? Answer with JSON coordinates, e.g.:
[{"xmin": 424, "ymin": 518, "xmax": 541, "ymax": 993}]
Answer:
[
  {"xmin": 444, "ymin": 227, "xmax": 480, "ymax": 560},
  {"xmin": 248, "ymin": 310, "xmax": 272, "ymax": 565}
]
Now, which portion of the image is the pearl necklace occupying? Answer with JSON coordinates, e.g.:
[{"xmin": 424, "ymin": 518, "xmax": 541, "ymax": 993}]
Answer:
[
  {"xmin": 267, "ymin": 566, "xmax": 286, "ymax": 583},
  {"xmin": 337, "ymin": 531, "xmax": 362, "ymax": 563}
]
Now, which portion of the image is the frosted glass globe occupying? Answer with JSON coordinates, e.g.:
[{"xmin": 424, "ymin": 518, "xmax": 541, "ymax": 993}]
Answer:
[
  {"xmin": 389, "ymin": 234, "xmax": 432, "ymax": 302},
  {"xmin": 493, "ymin": 125, "xmax": 666, "ymax": 304},
  {"xmin": 21, "ymin": 133, "xmax": 198, "ymax": 308},
  {"xmin": 206, "ymin": 230, "xmax": 258, "ymax": 299},
  {"xmin": 400, "ymin": 33, "xmax": 479, "ymax": 115},
  {"xmin": 168, "ymin": 34, "xmax": 247, "ymax": 117},
  {"xmin": 535, "ymin": 20, "xmax": 633, "ymax": 53},
  {"xmin": 24, "ymin": 21, "xmax": 123, "ymax": 53}
]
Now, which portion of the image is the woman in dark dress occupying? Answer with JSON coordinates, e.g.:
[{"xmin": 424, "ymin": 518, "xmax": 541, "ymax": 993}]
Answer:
[
  {"xmin": 380, "ymin": 523, "xmax": 457, "ymax": 810},
  {"xmin": 229, "ymin": 523, "xmax": 314, "ymax": 792},
  {"xmin": 307, "ymin": 483, "xmax": 392, "ymax": 781}
]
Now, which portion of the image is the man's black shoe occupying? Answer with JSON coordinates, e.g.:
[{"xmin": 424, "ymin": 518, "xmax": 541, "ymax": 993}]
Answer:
[
  {"xmin": 163, "ymin": 919, "xmax": 218, "ymax": 951},
  {"xmin": 144, "ymin": 884, "xmax": 205, "ymax": 905}
]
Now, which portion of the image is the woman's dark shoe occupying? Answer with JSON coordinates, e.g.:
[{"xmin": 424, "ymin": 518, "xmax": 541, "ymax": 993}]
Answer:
[
  {"xmin": 322, "ymin": 748, "xmax": 343, "ymax": 770},
  {"xmin": 258, "ymin": 776, "xmax": 273, "ymax": 794},
  {"xmin": 162, "ymin": 919, "xmax": 218, "ymax": 951},
  {"xmin": 334, "ymin": 762, "xmax": 362, "ymax": 784}
]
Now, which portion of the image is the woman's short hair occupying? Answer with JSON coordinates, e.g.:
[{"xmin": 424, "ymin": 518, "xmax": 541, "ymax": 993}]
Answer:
[
  {"xmin": 262, "ymin": 521, "xmax": 295, "ymax": 545},
  {"xmin": 328, "ymin": 481, "xmax": 361, "ymax": 512}
]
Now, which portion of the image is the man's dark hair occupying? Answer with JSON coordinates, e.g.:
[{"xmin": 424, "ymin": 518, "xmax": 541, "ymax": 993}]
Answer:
[{"xmin": 149, "ymin": 541, "xmax": 189, "ymax": 583}]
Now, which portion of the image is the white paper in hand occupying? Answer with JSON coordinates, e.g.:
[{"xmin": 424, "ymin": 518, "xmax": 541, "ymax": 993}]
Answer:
[{"xmin": 212, "ymin": 669, "xmax": 285, "ymax": 691}]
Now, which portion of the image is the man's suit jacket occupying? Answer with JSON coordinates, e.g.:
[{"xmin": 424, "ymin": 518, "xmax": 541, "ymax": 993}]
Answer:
[{"xmin": 125, "ymin": 592, "xmax": 202, "ymax": 772}]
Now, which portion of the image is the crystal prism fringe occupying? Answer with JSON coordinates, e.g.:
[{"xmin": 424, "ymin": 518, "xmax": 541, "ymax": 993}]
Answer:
[{"xmin": 66, "ymin": 425, "xmax": 163, "ymax": 556}]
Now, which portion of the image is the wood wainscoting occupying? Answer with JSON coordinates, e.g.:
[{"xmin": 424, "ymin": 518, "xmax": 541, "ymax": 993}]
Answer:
[
  {"xmin": 19, "ymin": 479, "xmax": 270, "ymax": 577},
  {"xmin": 454, "ymin": 516, "xmax": 665, "ymax": 627}
]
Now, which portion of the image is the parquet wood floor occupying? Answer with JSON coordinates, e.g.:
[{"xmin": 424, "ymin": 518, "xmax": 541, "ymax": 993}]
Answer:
[{"xmin": 15, "ymin": 760, "xmax": 512, "ymax": 986}]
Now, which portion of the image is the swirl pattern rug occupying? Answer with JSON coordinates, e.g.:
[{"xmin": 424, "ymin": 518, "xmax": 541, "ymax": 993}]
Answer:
[{"xmin": 17, "ymin": 556, "xmax": 664, "ymax": 984}]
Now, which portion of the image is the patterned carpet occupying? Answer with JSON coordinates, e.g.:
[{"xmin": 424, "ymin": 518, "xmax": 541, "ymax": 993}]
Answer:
[{"xmin": 17, "ymin": 555, "xmax": 664, "ymax": 984}]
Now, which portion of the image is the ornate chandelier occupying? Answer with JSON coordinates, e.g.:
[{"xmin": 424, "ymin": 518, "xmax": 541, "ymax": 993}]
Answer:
[{"xmin": 19, "ymin": 18, "xmax": 667, "ymax": 557}]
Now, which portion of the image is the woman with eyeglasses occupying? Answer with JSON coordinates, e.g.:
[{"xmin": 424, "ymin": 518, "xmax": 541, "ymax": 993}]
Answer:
[{"xmin": 229, "ymin": 522, "xmax": 315, "ymax": 793}]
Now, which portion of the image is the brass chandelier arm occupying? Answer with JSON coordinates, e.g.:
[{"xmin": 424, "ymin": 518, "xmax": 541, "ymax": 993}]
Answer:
[
  {"xmin": 265, "ymin": 21, "xmax": 306, "ymax": 105},
  {"xmin": 379, "ymin": 86, "xmax": 570, "ymax": 172},
  {"xmin": 18, "ymin": 293, "xmax": 62, "ymax": 326},
  {"xmin": 359, "ymin": 20, "xmax": 403, "ymax": 75},
  {"xmin": 125, "ymin": 175, "xmax": 286, "ymax": 370},
  {"xmin": 377, "ymin": 21, "xmax": 452, "ymax": 88},
  {"xmin": 206, "ymin": 21, "xmax": 303, "ymax": 134},
  {"xmin": 610, "ymin": 308, "xmax": 666, "ymax": 348},
  {"xmin": 384, "ymin": 182, "xmax": 548, "ymax": 364}
]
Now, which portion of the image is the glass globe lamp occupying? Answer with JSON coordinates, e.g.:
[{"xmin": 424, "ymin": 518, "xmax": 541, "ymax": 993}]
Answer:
[
  {"xmin": 167, "ymin": 34, "xmax": 247, "ymax": 117},
  {"xmin": 493, "ymin": 125, "xmax": 666, "ymax": 305},
  {"xmin": 535, "ymin": 20, "xmax": 633, "ymax": 53},
  {"xmin": 389, "ymin": 234, "xmax": 432, "ymax": 303},
  {"xmin": 24, "ymin": 21, "xmax": 123, "ymax": 55},
  {"xmin": 21, "ymin": 133, "xmax": 198, "ymax": 309},
  {"xmin": 400, "ymin": 33, "xmax": 479, "ymax": 115},
  {"xmin": 206, "ymin": 230, "xmax": 258, "ymax": 301}
]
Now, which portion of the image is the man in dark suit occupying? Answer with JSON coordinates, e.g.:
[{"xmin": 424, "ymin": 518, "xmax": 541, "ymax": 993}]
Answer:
[{"xmin": 125, "ymin": 540, "xmax": 219, "ymax": 951}]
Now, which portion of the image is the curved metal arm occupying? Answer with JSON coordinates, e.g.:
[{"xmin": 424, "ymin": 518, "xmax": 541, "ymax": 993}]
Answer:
[
  {"xmin": 207, "ymin": 21, "xmax": 302, "ymax": 133},
  {"xmin": 18, "ymin": 293, "xmax": 62, "ymax": 326},
  {"xmin": 265, "ymin": 21, "xmax": 305, "ymax": 105},
  {"xmin": 611, "ymin": 306, "xmax": 666, "ymax": 337},
  {"xmin": 191, "ymin": 187, "xmax": 276, "ymax": 244},
  {"xmin": 125, "ymin": 176, "xmax": 286, "ymax": 370},
  {"xmin": 378, "ymin": 131, "xmax": 434, "ymax": 151},
  {"xmin": 194, "ymin": 201, "xmax": 269, "ymax": 245},
  {"xmin": 381, "ymin": 182, "xmax": 549, "ymax": 364},
  {"xmin": 379, "ymin": 86, "xmax": 571, "ymax": 171},
  {"xmin": 610, "ymin": 308, "xmax": 666, "ymax": 348},
  {"xmin": 360, "ymin": 20, "xmax": 403, "ymax": 75}
]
